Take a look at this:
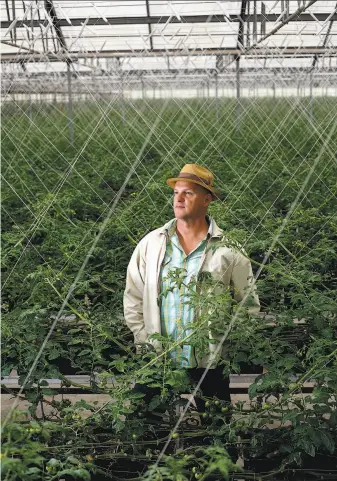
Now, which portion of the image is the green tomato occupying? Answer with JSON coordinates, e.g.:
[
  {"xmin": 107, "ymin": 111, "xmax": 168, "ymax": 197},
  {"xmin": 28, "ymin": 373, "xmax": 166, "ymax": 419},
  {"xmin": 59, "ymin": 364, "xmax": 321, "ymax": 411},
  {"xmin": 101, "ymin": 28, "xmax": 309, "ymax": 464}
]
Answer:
[
  {"xmin": 221, "ymin": 407, "xmax": 229, "ymax": 413},
  {"xmin": 262, "ymin": 403, "xmax": 271, "ymax": 410},
  {"xmin": 214, "ymin": 400, "xmax": 220, "ymax": 406},
  {"xmin": 132, "ymin": 434, "xmax": 137, "ymax": 439},
  {"xmin": 172, "ymin": 432, "xmax": 179, "ymax": 439},
  {"xmin": 205, "ymin": 401, "xmax": 211, "ymax": 408}
]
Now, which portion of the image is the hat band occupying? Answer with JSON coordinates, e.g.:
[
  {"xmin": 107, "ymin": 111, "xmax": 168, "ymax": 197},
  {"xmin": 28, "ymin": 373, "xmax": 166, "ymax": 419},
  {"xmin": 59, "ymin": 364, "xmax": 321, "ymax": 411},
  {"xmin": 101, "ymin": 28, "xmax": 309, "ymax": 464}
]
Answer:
[{"xmin": 178, "ymin": 172, "xmax": 212, "ymax": 186}]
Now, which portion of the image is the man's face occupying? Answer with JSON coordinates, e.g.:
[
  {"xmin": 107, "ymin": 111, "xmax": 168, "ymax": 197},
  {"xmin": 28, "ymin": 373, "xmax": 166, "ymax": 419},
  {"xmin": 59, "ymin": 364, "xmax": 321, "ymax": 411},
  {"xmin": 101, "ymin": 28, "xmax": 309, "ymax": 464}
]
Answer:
[{"xmin": 173, "ymin": 181, "xmax": 212, "ymax": 220}]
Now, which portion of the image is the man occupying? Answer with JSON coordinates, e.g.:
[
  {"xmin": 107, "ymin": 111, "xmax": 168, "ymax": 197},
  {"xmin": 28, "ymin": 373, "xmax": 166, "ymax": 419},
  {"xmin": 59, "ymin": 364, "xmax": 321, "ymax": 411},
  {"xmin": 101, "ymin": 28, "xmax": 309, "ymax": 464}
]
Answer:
[{"xmin": 124, "ymin": 164, "xmax": 260, "ymax": 413}]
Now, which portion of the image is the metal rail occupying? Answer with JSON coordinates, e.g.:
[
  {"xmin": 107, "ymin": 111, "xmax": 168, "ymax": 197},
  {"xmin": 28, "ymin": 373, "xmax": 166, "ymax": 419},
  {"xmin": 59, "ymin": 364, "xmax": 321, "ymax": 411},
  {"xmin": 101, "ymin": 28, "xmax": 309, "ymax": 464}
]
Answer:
[
  {"xmin": 0, "ymin": 373, "xmax": 315, "ymax": 394},
  {"xmin": 2, "ymin": 46, "xmax": 336, "ymax": 62},
  {"xmin": 1, "ymin": 13, "xmax": 337, "ymax": 29}
]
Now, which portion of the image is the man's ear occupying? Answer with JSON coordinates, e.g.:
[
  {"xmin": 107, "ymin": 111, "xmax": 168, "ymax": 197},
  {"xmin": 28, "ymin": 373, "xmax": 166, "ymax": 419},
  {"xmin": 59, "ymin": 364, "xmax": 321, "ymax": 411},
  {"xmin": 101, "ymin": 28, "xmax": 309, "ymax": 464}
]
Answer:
[{"xmin": 205, "ymin": 193, "xmax": 213, "ymax": 206}]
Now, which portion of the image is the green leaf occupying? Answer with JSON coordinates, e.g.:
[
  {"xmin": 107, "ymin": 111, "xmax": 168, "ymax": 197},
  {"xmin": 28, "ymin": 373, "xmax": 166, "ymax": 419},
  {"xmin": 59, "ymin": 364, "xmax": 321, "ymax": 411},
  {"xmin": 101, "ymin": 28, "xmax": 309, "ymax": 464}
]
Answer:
[
  {"xmin": 73, "ymin": 468, "xmax": 91, "ymax": 480},
  {"xmin": 320, "ymin": 431, "xmax": 335, "ymax": 454},
  {"xmin": 47, "ymin": 347, "xmax": 60, "ymax": 360},
  {"xmin": 77, "ymin": 349, "xmax": 92, "ymax": 356},
  {"xmin": 66, "ymin": 456, "xmax": 81, "ymax": 465},
  {"xmin": 149, "ymin": 395, "xmax": 164, "ymax": 411},
  {"xmin": 303, "ymin": 442, "xmax": 315, "ymax": 457},
  {"xmin": 41, "ymin": 388, "xmax": 55, "ymax": 396}
]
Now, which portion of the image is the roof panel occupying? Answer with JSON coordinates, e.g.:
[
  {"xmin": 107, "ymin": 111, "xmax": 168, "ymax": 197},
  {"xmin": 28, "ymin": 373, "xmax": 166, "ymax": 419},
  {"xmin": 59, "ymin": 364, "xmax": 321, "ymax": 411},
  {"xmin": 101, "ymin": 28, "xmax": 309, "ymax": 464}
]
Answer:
[
  {"xmin": 262, "ymin": 0, "xmax": 334, "ymax": 15},
  {"xmin": 153, "ymin": 32, "xmax": 237, "ymax": 49},
  {"xmin": 152, "ymin": 22, "xmax": 238, "ymax": 35},
  {"xmin": 259, "ymin": 33, "xmax": 326, "ymax": 48},
  {"xmin": 148, "ymin": 1, "xmax": 241, "ymax": 17},
  {"xmin": 239, "ymin": 56, "xmax": 313, "ymax": 69},
  {"xmin": 55, "ymin": 1, "xmax": 147, "ymax": 19},
  {"xmin": 0, "ymin": 0, "xmax": 336, "ymax": 65}
]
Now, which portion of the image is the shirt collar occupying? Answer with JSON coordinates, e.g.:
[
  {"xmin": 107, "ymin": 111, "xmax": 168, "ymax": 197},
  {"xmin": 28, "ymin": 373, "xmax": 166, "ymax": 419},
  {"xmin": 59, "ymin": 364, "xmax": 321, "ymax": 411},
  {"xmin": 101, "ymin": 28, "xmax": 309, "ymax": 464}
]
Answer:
[{"xmin": 166, "ymin": 215, "xmax": 213, "ymax": 239}]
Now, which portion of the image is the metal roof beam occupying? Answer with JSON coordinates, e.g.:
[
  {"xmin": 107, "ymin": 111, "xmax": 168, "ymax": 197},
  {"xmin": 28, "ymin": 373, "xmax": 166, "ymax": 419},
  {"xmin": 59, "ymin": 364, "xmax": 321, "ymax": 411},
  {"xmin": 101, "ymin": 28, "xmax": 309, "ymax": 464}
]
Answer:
[
  {"xmin": 4, "ymin": 67, "xmax": 336, "ymax": 77},
  {"xmin": 44, "ymin": 0, "xmax": 67, "ymax": 51},
  {"xmin": 312, "ymin": 0, "xmax": 337, "ymax": 69},
  {"xmin": 237, "ymin": 0, "xmax": 248, "ymax": 50},
  {"xmin": 1, "ymin": 13, "xmax": 337, "ymax": 29},
  {"xmin": 4, "ymin": 1, "xmax": 13, "ymax": 43},
  {"xmin": 2, "ymin": 46, "xmax": 337, "ymax": 62},
  {"xmin": 145, "ymin": 0, "xmax": 153, "ymax": 51}
]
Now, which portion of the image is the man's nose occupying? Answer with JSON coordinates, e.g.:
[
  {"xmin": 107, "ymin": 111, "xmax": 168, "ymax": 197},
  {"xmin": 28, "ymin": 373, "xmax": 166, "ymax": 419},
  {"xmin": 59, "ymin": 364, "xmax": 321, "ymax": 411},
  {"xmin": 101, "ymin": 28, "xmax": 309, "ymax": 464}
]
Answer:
[{"xmin": 176, "ymin": 193, "xmax": 184, "ymax": 202}]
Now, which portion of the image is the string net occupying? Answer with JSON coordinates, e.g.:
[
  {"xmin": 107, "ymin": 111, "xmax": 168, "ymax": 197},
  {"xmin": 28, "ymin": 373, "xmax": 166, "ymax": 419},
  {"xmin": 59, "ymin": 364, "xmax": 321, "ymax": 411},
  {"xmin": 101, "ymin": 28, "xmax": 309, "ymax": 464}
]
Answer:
[{"xmin": 1, "ymin": 0, "xmax": 337, "ymax": 475}]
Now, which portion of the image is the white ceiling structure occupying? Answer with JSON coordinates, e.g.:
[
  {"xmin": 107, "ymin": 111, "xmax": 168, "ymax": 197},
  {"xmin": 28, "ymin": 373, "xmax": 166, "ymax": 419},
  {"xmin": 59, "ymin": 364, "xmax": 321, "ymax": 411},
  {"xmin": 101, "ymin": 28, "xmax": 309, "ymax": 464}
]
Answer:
[{"xmin": 1, "ymin": 1, "xmax": 336, "ymax": 97}]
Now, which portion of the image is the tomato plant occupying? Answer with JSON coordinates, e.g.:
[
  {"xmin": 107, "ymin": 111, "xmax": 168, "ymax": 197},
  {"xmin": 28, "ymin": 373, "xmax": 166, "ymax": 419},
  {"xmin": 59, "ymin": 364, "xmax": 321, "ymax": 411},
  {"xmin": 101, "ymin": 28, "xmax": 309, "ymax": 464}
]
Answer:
[{"xmin": 2, "ymin": 98, "xmax": 337, "ymax": 480}]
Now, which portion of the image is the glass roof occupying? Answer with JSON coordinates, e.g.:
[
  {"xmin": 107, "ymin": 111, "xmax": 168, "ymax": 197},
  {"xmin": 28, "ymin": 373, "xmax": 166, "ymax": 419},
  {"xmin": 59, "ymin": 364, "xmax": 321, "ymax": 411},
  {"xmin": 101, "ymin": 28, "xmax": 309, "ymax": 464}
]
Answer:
[{"xmin": 1, "ymin": 0, "xmax": 336, "ymax": 83}]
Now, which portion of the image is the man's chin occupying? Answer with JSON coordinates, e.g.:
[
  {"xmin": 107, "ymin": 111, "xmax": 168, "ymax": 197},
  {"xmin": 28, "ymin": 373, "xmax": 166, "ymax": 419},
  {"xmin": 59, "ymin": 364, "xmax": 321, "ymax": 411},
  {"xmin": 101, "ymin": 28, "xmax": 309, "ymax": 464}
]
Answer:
[{"xmin": 174, "ymin": 209, "xmax": 187, "ymax": 219}]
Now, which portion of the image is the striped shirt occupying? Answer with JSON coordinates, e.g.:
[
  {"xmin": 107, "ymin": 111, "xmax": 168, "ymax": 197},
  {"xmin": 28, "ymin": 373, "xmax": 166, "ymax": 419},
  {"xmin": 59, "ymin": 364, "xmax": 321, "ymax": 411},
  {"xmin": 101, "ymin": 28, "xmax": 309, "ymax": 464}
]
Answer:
[{"xmin": 159, "ymin": 219, "xmax": 212, "ymax": 368}]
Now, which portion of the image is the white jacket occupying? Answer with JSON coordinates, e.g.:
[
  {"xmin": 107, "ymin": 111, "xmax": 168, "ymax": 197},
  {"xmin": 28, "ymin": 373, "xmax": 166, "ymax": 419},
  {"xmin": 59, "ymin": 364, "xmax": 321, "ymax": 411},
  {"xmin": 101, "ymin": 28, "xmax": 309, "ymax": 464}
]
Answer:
[{"xmin": 123, "ymin": 217, "xmax": 260, "ymax": 368}]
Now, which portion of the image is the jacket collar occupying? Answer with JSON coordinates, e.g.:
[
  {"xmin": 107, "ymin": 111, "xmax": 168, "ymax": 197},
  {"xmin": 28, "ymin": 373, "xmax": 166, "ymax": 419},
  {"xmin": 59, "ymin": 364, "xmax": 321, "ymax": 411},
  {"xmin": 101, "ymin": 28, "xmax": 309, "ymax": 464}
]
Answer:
[{"xmin": 159, "ymin": 215, "xmax": 223, "ymax": 239}]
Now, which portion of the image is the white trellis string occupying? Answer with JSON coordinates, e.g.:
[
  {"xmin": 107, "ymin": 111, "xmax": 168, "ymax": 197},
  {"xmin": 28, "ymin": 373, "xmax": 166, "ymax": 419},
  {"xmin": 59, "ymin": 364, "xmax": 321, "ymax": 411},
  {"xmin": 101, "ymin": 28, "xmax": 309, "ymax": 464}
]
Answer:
[
  {"xmin": 2, "ymin": 0, "xmax": 336, "ymax": 454},
  {"xmin": 2, "ymin": 98, "xmax": 171, "ymax": 428},
  {"xmin": 150, "ymin": 112, "xmax": 337, "ymax": 468}
]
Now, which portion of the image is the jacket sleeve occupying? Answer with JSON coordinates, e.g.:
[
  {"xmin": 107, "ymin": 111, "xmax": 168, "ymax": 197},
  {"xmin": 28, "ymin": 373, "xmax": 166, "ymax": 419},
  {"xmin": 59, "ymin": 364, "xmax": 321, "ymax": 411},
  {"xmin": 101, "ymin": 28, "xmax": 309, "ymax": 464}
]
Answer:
[
  {"xmin": 231, "ymin": 250, "xmax": 260, "ymax": 315},
  {"xmin": 123, "ymin": 242, "xmax": 148, "ymax": 344}
]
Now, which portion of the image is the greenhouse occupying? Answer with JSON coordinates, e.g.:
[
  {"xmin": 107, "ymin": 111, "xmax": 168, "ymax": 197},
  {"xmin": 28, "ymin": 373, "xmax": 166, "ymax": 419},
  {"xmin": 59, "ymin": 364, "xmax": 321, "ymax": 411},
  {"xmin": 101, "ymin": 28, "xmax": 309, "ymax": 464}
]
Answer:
[{"xmin": 1, "ymin": 1, "xmax": 337, "ymax": 480}]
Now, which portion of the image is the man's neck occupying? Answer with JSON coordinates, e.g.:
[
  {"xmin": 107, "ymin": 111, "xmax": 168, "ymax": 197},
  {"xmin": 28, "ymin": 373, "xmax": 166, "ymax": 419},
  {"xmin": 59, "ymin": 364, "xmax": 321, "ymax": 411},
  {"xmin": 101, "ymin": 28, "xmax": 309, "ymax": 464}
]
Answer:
[{"xmin": 176, "ymin": 216, "xmax": 209, "ymax": 240}]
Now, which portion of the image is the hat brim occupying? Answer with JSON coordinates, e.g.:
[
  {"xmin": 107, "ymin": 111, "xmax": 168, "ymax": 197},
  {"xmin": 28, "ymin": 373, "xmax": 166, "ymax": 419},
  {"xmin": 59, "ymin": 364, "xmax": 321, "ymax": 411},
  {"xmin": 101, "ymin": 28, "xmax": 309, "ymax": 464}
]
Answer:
[{"xmin": 166, "ymin": 177, "xmax": 219, "ymax": 200}]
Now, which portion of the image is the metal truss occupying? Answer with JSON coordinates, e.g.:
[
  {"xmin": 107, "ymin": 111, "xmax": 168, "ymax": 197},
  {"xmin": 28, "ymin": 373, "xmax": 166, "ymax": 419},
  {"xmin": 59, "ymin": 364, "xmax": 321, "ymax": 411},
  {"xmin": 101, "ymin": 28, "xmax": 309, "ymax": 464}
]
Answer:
[{"xmin": 1, "ymin": 1, "xmax": 336, "ymax": 98}]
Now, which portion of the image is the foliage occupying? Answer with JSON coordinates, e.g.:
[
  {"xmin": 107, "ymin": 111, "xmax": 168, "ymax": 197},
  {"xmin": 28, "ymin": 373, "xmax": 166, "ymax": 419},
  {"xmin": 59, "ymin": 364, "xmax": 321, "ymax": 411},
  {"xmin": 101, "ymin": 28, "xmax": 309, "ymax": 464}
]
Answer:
[
  {"xmin": 144, "ymin": 445, "xmax": 242, "ymax": 480},
  {"xmin": 1, "ymin": 98, "xmax": 337, "ymax": 480},
  {"xmin": 1, "ymin": 411, "xmax": 94, "ymax": 481}
]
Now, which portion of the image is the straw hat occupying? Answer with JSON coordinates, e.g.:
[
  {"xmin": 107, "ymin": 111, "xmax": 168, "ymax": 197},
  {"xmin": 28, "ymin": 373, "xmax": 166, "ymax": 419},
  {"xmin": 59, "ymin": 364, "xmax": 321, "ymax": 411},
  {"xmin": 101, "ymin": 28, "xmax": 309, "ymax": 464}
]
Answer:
[{"xmin": 167, "ymin": 164, "xmax": 219, "ymax": 200}]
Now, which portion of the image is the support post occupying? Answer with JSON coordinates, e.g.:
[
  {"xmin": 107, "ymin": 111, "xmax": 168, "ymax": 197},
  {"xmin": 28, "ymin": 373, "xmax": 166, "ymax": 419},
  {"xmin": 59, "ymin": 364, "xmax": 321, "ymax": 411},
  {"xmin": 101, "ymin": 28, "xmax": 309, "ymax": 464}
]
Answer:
[
  {"xmin": 215, "ymin": 55, "xmax": 223, "ymax": 120},
  {"xmin": 236, "ymin": 56, "xmax": 241, "ymax": 133},
  {"xmin": 120, "ymin": 74, "xmax": 125, "ymax": 124},
  {"xmin": 28, "ymin": 92, "xmax": 33, "ymax": 122},
  {"xmin": 67, "ymin": 62, "xmax": 74, "ymax": 144},
  {"xmin": 28, "ymin": 91, "xmax": 32, "ymax": 121},
  {"xmin": 309, "ymin": 71, "xmax": 313, "ymax": 123},
  {"xmin": 246, "ymin": 0, "xmax": 250, "ymax": 47},
  {"xmin": 141, "ymin": 78, "xmax": 145, "ymax": 99},
  {"xmin": 11, "ymin": 0, "xmax": 16, "ymax": 43},
  {"xmin": 261, "ymin": 2, "xmax": 266, "ymax": 37},
  {"xmin": 215, "ymin": 73, "xmax": 219, "ymax": 120},
  {"xmin": 253, "ymin": 0, "xmax": 257, "ymax": 42}
]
